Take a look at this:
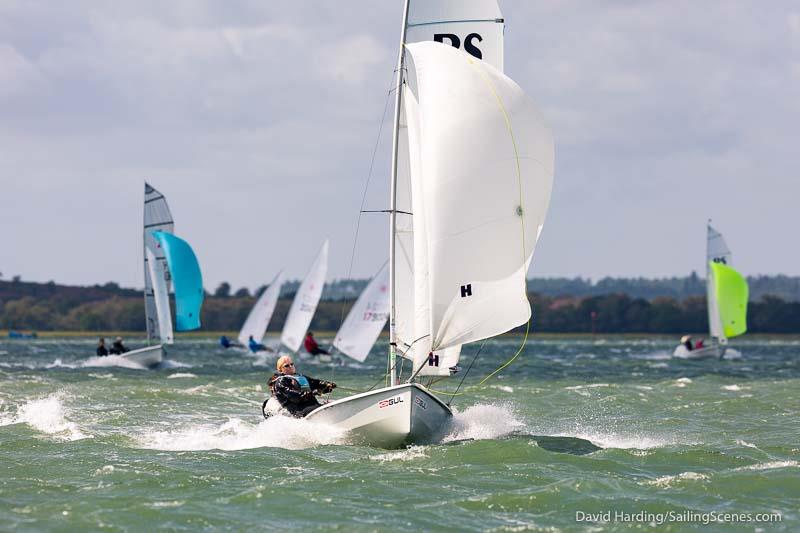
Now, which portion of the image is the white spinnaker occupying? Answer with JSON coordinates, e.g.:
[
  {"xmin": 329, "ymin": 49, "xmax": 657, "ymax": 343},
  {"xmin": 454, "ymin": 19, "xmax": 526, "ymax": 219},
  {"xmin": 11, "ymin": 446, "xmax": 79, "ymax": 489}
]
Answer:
[
  {"xmin": 407, "ymin": 0, "xmax": 504, "ymax": 71},
  {"xmin": 145, "ymin": 244, "xmax": 174, "ymax": 344},
  {"xmin": 280, "ymin": 240, "xmax": 329, "ymax": 352},
  {"xmin": 406, "ymin": 42, "xmax": 554, "ymax": 359},
  {"xmin": 143, "ymin": 183, "xmax": 174, "ymax": 343},
  {"xmin": 238, "ymin": 271, "xmax": 284, "ymax": 346},
  {"xmin": 706, "ymin": 224, "xmax": 731, "ymax": 342},
  {"xmin": 333, "ymin": 264, "xmax": 390, "ymax": 362}
]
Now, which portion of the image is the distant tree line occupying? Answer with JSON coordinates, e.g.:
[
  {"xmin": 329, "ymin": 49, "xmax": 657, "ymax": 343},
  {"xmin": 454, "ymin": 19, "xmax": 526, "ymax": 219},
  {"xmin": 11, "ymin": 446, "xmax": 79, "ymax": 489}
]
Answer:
[{"xmin": 0, "ymin": 278, "xmax": 797, "ymax": 333}]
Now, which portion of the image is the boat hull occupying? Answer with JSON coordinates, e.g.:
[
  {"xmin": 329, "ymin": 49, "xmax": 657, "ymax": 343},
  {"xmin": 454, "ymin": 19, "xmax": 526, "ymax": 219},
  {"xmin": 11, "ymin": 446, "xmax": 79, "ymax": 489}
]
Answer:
[
  {"xmin": 121, "ymin": 345, "xmax": 164, "ymax": 367},
  {"xmin": 305, "ymin": 383, "xmax": 452, "ymax": 448},
  {"xmin": 672, "ymin": 344, "xmax": 721, "ymax": 360}
]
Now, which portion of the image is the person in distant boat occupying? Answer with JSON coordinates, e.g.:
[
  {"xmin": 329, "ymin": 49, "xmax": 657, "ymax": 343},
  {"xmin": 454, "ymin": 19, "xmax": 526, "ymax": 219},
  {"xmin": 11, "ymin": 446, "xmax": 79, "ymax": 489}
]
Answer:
[
  {"xmin": 248, "ymin": 335, "xmax": 271, "ymax": 353},
  {"xmin": 695, "ymin": 338, "xmax": 704, "ymax": 349},
  {"xmin": 681, "ymin": 335, "xmax": 693, "ymax": 351},
  {"xmin": 109, "ymin": 336, "xmax": 129, "ymax": 355},
  {"xmin": 96, "ymin": 337, "xmax": 109, "ymax": 356},
  {"xmin": 271, "ymin": 355, "xmax": 336, "ymax": 417},
  {"xmin": 303, "ymin": 331, "xmax": 330, "ymax": 356},
  {"xmin": 219, "ymin": 335, "xmax": 243, "ymax": 349}
]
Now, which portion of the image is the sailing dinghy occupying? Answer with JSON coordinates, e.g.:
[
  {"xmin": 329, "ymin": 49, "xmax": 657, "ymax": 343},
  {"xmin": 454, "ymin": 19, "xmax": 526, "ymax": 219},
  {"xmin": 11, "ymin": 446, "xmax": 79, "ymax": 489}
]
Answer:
[
  {"xmin": 673, "ymin": 222, "xmax": 748, "ymax": 359},
  {"xmin": 279, "ymin": 240, "xmax": 329, "ymax": 355},
  {"xmin": 237, "ymin": 271, "xmax": 284, "ymax": 352},
  {"xmin": 302, "ymin": 0, "xmax": 554, "ymax": 448},
  {"xmin": 119, "ymin": 183, "xmax": 204, "ymax": 368}
]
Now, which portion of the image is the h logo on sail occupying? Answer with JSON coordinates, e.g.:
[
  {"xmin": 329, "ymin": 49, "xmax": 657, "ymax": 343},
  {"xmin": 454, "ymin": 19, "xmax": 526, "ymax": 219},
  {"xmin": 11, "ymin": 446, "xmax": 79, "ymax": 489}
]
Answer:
[
  {"xmin": 461, "ymin": 284, "xmax": 473, "ymax": 298},
  {"xmin": 428, "ymin": 353, "xmax": 440, "ymax": 367}
]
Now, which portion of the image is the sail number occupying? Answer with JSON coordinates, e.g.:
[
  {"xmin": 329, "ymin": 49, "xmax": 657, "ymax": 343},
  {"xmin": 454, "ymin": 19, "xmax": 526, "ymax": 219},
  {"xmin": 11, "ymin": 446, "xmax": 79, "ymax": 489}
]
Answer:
[
  {"xmin": 434, "ymin": 33, "xmax": 484, "ymax": 59},
  {"xmin": 712, "ymin": 257, "xmax": 727, "ymax": 264}
]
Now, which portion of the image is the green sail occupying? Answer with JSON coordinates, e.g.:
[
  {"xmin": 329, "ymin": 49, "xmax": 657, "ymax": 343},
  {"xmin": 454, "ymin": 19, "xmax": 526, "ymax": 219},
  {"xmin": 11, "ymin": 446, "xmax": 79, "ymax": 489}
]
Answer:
[{"xmin": 709, "ymin": 261, "xmax": 748, "ymax": 338}]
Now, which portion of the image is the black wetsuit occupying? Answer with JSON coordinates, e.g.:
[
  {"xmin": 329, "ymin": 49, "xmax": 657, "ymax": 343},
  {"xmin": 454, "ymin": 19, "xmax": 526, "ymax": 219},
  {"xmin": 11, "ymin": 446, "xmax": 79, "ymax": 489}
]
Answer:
[
  {"xmin": 110, "ymin": 341, "xmax": 129, "ymax": 355},
  {"xmin": 96, "ymin": 345, "xmax": 109, "ymax": 356},
  {"xmin": 272, "ymin": 373, "xmax": 336, "ymax": 418}
]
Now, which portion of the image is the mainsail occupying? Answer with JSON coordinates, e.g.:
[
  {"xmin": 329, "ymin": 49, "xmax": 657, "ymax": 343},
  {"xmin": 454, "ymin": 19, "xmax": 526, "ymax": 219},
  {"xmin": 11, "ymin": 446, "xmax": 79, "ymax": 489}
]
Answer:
[
  {"xmin": 333, "ymin": 263, "xmax": 390, "ymax": 362},
  {"xmin": 706, "ymin": 223, "xmax": 747, "ymax": 343},
  {"xmin": 394, "ymin": 0, "xmax": 506, "ymax": 376},
  {"xmin": 238, "ymin": 271, "xmax": 284, "ymax": 346},
  {"xmin": 280, "ymin": 240, "xmax": 329, "ymax": 352},
  {"xmin": 143, "ymin": 183, "xmax": 174, "ymax": 343}
]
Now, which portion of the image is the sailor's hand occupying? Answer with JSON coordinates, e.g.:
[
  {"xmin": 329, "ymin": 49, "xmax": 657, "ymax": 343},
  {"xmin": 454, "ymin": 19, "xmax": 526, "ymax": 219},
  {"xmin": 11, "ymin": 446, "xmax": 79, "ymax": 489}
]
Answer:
[
  {"xmin": 322, "ymin": 382, "xmax": 336, "ymax": 393},
  {"xmin": 301, "ymin": 391, "xmax": 315, "ymax": 401}
]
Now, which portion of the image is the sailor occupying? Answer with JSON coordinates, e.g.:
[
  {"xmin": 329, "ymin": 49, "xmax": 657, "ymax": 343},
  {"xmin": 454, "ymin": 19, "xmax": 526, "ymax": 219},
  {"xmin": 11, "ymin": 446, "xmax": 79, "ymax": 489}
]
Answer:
[
  {"xmin": 248, "ymin": 335, "xmax": 270, "ymax": 353},
  {"xmin": 220, "ymin": 335, "xmax": 242, "ymax": 349},
  {"xmin": 110, "ymin": 336, "xmax": 129, "ymax": 355},
  {"xmin": 96, "ymin": 337, "xmax": 109, "ymax": 356},
  {"xmin": 303, "ymin": 331, "xmax": 330, "ymax": 356},
  {"xmin": 271, "ymin": 355, "xmax": 336, "ymax": 417},
  {"xmin": 681, "ymin": 335, "xmax": 693, "ymax": 351}
]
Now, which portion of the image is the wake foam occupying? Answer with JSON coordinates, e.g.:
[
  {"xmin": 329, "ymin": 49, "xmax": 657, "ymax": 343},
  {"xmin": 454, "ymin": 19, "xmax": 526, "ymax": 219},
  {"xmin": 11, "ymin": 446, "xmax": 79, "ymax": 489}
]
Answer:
[
  {"xmin": 0, "ymin": 393, "xmax": 91, "ymax": 441},
  {"xmin": 444, "ymin": 403, "xmax": 524, "ymax": 442},
  {"xmin": 135, "ymin": 415, "xmax": 348, "ymax": 451}
]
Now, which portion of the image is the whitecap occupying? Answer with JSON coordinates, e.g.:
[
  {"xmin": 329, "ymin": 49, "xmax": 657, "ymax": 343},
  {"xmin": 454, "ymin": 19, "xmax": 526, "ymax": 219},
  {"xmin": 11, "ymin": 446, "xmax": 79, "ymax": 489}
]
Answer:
[
  {"xmin": 167, "ymin": 373, "xmax": 198, "ymax": 379},
  {"xmin": 371, "ymin": 446, "xmax": 428, "ymax": 463},
  {"xmin": 444, "ymin": 403, "xmax": 524, "ymax": 442},
  {"xmin": 0, "ymin": 393, "xmax": 91, "ymax": 441},
  {"xmin": 135, "ymin": 416, "xmax": 347, "ymax": 451},
  {"xmin": 644, "ymin": 471, "xmax": 709, "ymax": 487},
  {"xmin": 734, "ymin": 461, "xmax": 799, "ymax": 472}
]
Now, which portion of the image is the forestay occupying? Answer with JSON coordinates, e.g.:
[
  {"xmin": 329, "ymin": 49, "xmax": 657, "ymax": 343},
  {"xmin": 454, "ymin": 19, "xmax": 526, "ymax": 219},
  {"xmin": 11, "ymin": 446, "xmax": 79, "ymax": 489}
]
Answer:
[
  {"xmin": 281, "ymin": 240, "xmax": 329, "ymax": 352},
  {"xmin": 404, "ymin": 42, "xmax": 554, "ymax": 372},
  {"xmin": 333, "ymin": 263, "xmax": 390, "ymax": 363},
  {"xmin": 238, "ymin": 271, "xmax": 284, "ymax": 346},
  {"xmin": 143, "ymin": 183, "xmax": 174, "ymax": 342},
  {"xmin": 152, "ymin": 231, "xmax": 204, "ymax": 332}
]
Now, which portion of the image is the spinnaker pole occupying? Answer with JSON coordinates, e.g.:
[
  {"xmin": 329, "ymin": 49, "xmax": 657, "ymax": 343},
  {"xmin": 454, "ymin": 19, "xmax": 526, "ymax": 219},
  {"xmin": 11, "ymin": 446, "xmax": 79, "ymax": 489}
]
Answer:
[{"xmin": 388, "ymin": 0, "xmax": 411, "ymax": 388}]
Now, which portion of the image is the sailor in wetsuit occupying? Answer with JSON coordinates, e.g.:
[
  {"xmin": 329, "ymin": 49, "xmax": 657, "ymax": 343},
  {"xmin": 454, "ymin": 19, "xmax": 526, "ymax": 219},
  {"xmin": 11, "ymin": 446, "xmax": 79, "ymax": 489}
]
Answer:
[{"xmin": 271, "ymin": 355, "xmax": 336, "ymax": 417}]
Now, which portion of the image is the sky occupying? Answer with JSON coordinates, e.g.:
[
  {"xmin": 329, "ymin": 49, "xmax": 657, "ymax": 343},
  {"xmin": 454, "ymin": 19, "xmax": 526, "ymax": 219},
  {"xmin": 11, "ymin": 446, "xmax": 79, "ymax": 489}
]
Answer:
[{"xmin": 1, "ymin": 1, "xmax": 798, "ymax": 291}]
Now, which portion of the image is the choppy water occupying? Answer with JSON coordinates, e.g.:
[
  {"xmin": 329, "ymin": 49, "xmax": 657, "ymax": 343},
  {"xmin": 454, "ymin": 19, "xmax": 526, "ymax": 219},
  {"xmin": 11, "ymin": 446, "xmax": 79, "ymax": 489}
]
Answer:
[{"xmin": 1, "ymin": 336, "xmax": 798, "ymax": 531}]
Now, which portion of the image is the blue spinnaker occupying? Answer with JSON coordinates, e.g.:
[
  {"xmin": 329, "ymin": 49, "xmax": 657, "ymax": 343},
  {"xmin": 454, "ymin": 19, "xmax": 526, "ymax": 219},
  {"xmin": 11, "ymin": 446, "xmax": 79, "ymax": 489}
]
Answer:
[{"xmin": 152, "ymin": 231, "xmax": 204, "ymax": 331}]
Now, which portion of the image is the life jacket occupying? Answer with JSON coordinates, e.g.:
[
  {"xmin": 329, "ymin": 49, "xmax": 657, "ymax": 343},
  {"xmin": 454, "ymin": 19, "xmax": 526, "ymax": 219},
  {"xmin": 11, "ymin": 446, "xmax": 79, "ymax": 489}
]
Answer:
[{"xmin": 284, "ymin": 374, "xmax": 311, "ymax": 391}]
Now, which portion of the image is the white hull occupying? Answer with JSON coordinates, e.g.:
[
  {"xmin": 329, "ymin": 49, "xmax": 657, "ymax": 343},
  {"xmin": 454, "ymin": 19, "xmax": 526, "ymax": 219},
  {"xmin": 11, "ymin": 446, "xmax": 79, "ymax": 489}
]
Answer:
[
  {"xmin": 121, "ymin": 345, "xmax": 164, "ymax": 367},
  {"xmin": 672, "ymin": 344, "xmax": 721, "ymax": 360},
  {"xmin": 305, "ymin": 383, "xmax": 452, "ymax": 448}
]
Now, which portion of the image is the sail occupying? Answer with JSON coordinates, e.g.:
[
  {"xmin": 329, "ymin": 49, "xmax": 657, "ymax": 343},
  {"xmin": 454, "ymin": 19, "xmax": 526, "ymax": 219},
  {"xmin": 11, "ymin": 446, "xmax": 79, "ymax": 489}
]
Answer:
[
  {"xmin": 238, "ymin": 271, "xmax": 284, "ymax": 346},
  {"xmin": 281, "ymin": 240, "xmax": 329, "ymax": 352},
  {"xmin": 145, "ymin": 244, "xmax": 174, "ymax": 344},
  {"xmin": 405, "ymin": 42, "xmax": 554, "ymax": 361},
  {"xmin": 706, "ymin": 224, "xmax": 732, "ymax": 340},
  {"xmin": 143, "ymin": 183, "xmax": 174, "ymax": 342},
  {"xmin": 407, "ymin": 0, "xmax": 504, "ymax": 71},
  {"xmin": 709, "ymin": 262, "xmax": 748, "ymax": 339},
  {"xmin": 152, "ymin": 231, "xmax": 204, "ymax": 332},
  {"xmin": 333, "ymin": 263, "xmax": 390, "ymax": 362}
]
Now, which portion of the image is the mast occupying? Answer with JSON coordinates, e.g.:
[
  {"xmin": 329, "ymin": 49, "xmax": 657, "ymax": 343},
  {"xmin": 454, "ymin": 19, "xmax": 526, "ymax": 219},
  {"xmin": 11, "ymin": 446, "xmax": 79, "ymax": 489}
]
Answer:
[{"xmin": 388, "ymin": 0, "xmax": 411, "ymax": 388}]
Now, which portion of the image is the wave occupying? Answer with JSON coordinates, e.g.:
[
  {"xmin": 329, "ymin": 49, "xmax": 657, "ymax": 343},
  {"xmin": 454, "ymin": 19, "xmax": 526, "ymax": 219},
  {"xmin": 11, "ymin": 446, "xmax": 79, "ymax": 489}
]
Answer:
[
  {"xmin": 444, "ymin": 403, "xmax": 524, "ymax": 442},
  {"xmin": 0, "ymin": 393, "xmax": 91, "ymax": 441},
  {"xmin": 135, "ymin": 415, "xmax": 348, "ymax": 451}
]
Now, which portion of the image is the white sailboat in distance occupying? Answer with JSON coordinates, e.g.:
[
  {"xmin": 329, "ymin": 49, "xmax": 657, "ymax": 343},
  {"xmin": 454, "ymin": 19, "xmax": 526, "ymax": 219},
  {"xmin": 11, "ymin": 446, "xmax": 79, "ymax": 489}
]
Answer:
[
  {"xmin": 673, "ymin": 222, "xmax": 748, "ymax": 360},
  {"xmin": 280, "ymin": 240, "xmax": 329, "ymax": 354},
  {"xmin": 118, "ymin": 182, "xmax": 204, "ymax": 367},
  {"xmin": 237, "ymin": 270, "xmax": 284, "ymax": 351},
  {"xmin": 303, "ymin": 0, "xmax": 554, "ymax": 448}
]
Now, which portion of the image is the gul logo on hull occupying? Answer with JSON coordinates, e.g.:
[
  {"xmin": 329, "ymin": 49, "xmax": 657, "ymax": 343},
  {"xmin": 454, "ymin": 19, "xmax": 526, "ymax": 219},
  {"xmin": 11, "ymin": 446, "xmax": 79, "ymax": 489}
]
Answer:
[{"xmin": 378, "ymin": 396, "xmax": 404, "ymax": 409}]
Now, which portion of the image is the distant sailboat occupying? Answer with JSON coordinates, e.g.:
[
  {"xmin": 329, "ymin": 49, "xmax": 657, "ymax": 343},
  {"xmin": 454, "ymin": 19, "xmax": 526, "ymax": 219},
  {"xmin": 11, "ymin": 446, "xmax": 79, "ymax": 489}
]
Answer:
[
  {"xmin": 118, "ymin": 182, "xmax": 204, "ymax": 367},
  {"xmin": 303, "ymin": 0, "xmax": 554, "ymax": 448},
  {"xmin": 673, "ymin": 222, "xmax": 748, "ymax": 359},
  {"xmin": 280, "ymin": 240, "xmax": 329, "ymax": 354},
  {"xmin": 330, "ymin": 262, "xmax": 390, "ymax": 363},
  {"xmin": 237, "ymin": 271, "xmax": 284, "ymax": 351}
]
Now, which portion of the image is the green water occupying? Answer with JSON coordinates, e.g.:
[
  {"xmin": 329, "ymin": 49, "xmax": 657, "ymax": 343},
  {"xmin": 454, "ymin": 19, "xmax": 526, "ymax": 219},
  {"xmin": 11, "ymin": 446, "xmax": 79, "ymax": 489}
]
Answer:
[{"xmin": 1, "ymin": 336, "xmax": 797, "ymax": 531}]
